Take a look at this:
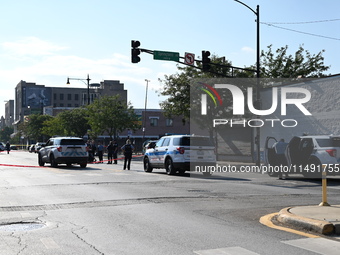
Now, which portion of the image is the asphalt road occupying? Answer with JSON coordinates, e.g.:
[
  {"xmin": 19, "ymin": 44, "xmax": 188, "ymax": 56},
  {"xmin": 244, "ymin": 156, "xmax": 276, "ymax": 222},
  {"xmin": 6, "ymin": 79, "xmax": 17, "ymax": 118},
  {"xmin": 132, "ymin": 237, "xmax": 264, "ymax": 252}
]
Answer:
[{"xmin": 0, "ymin": 150, "xmax": 339, "ymax": 255}]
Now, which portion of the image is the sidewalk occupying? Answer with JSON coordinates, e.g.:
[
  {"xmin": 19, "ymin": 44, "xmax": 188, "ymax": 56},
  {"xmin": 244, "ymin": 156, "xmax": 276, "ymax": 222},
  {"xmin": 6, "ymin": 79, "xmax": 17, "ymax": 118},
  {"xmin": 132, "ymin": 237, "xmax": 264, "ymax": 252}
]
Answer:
[{"xmin": 277, "ymin": 205, "xmax": 340, "ymax": 235}]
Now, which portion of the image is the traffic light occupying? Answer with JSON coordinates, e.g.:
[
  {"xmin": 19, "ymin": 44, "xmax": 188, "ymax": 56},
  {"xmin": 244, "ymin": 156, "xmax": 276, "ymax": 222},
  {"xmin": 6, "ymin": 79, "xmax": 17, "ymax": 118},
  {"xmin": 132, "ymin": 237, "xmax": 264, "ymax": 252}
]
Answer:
[
  {"xmin": 202, "ymin": 50, "xmax": 211, "ymax": 71},
  {"xmin": 131, "ymin": 40, "xmax": 141, "ymax": 63}
]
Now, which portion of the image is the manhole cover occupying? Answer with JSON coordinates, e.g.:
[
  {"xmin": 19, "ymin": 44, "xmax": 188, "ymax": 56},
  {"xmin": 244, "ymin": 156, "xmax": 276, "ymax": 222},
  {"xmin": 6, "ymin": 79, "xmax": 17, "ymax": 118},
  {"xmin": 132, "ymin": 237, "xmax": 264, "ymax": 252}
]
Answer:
[{"xmin": 0, "ymin": 222, "xmax": 45, "ymax": 232}]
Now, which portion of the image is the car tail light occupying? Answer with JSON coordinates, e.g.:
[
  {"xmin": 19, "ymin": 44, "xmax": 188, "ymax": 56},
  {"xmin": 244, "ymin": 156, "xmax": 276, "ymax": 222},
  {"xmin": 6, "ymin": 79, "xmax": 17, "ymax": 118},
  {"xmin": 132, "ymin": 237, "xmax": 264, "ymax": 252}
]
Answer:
[
  {"xmin": 326, "ymin": 149, "xmax": 337, "ymax": 157},
  {"xmin": 57, "ymin": 146, "xmax": 62, "ymax": 152},
  {"xmin": 177, "ymin": 147, "xmax": 185, "ymax": 154}
]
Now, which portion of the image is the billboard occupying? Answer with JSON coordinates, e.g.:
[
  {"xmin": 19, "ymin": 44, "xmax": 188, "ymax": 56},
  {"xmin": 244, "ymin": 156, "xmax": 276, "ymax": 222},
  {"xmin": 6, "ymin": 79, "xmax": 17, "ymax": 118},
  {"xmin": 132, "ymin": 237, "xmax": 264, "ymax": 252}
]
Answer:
[{"xmin": 22, "ymin": 87, "xmax": 52, "ymax": 109}]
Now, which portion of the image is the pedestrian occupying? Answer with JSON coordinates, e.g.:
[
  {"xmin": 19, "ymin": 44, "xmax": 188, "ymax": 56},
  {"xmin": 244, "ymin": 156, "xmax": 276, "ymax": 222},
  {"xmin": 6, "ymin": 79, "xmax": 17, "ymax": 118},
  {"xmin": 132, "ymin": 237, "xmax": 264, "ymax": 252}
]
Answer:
[
  {"xmin": 107, "ymin": 141, "xmax": 114, "ymax": 164},
  {"xmin": 97, "ymin": 142, "xmax": 104, "ymax": 163},
  {"xmin": 121, "ymin": 139, "xmax": 134, "ymax": 170},
  {"xmin": 273, "ymin": 138, "xmax": 288, "ymax": 179},
  {"xmin": 5, "ymin": 141, "xmax": 10, "ymax": 154},
  {"xmin": 112, "ymin": 140, "xmax": 118, "ymax": 164},
  {"xmin": 87, "ymin": 140, "xmax": 96, "ymax": 163},
  {"xmin": 91, "ymin": 140, "xmax": 97, "ymax": 162}
]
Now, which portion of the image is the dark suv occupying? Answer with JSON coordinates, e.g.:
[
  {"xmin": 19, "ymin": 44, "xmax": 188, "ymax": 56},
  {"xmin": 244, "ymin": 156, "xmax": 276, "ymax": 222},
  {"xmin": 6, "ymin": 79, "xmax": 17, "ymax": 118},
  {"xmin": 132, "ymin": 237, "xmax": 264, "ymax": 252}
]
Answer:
[{"xmin": 38, "ymin": 137, "xmax": 88, "ymax": 168}]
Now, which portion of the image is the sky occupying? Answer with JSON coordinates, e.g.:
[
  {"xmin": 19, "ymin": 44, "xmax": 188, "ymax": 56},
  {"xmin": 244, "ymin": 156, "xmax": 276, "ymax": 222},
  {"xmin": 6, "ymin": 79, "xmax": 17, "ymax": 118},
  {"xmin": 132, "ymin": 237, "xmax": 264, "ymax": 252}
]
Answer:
[{"xmin": 0, "ymin": 0, "xmax": 339, "ymax": 118}]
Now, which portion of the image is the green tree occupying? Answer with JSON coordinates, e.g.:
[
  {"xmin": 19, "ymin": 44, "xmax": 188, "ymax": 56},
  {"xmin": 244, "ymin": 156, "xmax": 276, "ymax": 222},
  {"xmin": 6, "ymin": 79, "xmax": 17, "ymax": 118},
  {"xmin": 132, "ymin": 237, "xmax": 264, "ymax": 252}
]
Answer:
[
  {"xmin": 159, "ymin": 55, "xmax": 233, "ymax": 123},
  {"xmin": 23, "ymin": 114, "xmax": 53, "ymax": 141},
  {"xmin": 160, "ymin": 45, "xmax": 331, "ymax": 120},
  {"xmin": 86, "ymin": 95, "xmax": 141, "ymax": 139},
  {"xmin": 236, "ymin": 44, "xmax": 330, "ymax": 78},
  {"xmin": 42, "ymin": 108, "xmax": 90, "ymax": 138},
  {"xmin": 0, "ymin": 126, "xmax": 14, "ymax": 142}
]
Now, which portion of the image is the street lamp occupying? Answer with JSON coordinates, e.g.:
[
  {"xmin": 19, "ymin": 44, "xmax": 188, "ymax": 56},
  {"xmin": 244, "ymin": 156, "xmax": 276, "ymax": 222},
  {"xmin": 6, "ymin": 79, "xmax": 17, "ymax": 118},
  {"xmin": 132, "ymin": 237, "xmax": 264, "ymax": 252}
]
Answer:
[
  {"xmin": 233, "ymin": 0, "xmax": 261, "ymax": 166},
  {"xmin": 142, "ymin": 79, "xmax": 150, "ymax": 143},
  {"xmin": 66, "ymin": 74, "xmax": 91, "ymax": 105}
]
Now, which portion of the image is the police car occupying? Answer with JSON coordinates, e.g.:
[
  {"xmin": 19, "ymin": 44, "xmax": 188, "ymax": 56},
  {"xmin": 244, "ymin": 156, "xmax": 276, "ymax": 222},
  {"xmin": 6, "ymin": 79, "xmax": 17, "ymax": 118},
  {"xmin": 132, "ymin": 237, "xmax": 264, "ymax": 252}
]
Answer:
[
  {"xmin": 38, "ymin": 137, "xmax": 88, "ymax": 168},
  {"xmin": 143, "ymin": 135, "xmax": 216, "ymax": 175}
]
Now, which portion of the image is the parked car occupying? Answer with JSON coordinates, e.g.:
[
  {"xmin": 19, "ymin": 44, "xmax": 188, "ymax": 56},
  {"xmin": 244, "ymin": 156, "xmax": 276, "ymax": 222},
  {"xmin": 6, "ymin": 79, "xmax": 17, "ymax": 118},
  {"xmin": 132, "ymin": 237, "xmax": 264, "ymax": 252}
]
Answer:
[
  {"xmin": 34, "ymin": 142, "xmax": 46, "ymax": 153},
  {"xmin": 38, "ymin": 137, "xmax": 88, "ymax": 168},
  {"xmin": 265, "ymin": 135, "xmax": 340, "ymax": 177},
  {"xmin": 143, "ymin": 135, "xmax": 216, "ymax": 176},
  {"xmin": 0, "ymin": 142, "xmax": 5, "ymax": 151},
  {"xmin": 29, "ymin": 144, "xmax": 36, "ymax": 153}
]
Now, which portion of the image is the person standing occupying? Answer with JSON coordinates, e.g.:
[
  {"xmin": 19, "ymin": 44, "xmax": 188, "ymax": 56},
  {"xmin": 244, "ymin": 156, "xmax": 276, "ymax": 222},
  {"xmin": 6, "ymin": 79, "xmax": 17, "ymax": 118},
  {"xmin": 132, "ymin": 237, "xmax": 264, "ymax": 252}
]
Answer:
[
  {"xmin": 121, "ymin": 139, "xmax": 134, "ymax": 170},
  {"xmin": 5, "ymin": 141, "xmax": 10, "ymax": 154},
  {"xmin": 97, "ymin": 142, "xmax": 104, "ymax": 163},
  {"xmin": 112, "ymin": 140, "xmax": 118, "ymax": 164},
  {"xmin": 107, "ymin": 141, "xmax": 114, "ymax": 164}
]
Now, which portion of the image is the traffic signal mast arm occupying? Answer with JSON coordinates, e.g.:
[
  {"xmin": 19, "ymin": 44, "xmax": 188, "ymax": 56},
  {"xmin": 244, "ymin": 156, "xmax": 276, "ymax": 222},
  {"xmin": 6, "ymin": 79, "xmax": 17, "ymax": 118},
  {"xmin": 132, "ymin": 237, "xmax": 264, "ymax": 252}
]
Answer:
[{"xmin": 132, "ymin": 41, "xmax": 256, "ymax": 77}]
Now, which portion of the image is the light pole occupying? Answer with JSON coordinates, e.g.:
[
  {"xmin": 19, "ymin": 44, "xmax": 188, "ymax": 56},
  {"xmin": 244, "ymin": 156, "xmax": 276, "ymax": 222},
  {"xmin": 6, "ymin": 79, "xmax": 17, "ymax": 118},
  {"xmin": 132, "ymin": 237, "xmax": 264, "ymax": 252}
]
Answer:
[
  {"xmin": 142, "ymin": 79, "xmax": 150, "ymax": 143},
  {"xmin": 66, "ymin": 74, "xmax": 91, "ymax": 105},
  {"xmin": 234, "ymin": 0, "xmax": 261, "ymax": 166}
]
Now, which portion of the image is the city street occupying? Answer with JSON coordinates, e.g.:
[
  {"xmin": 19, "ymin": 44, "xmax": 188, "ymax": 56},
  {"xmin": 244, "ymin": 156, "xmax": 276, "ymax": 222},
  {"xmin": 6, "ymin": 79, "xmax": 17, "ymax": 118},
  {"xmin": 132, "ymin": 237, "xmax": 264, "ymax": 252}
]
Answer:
[{"xmin": 0, "ymin": 150, "xmax": 340, "ymax": 255}]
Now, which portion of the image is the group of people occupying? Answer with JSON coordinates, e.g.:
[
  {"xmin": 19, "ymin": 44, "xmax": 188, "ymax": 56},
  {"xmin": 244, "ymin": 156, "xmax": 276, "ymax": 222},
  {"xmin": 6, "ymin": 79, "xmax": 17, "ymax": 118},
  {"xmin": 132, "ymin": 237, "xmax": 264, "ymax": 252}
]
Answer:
[{"xmin": 86, "ymin": 139, "xmax": 134, "ymax": 170}]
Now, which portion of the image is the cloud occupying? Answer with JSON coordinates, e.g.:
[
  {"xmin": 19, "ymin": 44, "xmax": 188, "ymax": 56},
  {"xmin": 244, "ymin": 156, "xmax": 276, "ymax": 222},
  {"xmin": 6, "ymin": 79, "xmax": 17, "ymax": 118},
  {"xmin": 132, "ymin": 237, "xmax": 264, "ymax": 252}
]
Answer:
[
  {"xmin": 0, "ymin": 37, "xmax": 172, "ymax": 116},
  {"xmin": 241, "ymin": 46, "xmax": 254, "ymax": 53},
  {"xmin": 1, "ymin": 36, "xmax": 68, "ymax": 56}
]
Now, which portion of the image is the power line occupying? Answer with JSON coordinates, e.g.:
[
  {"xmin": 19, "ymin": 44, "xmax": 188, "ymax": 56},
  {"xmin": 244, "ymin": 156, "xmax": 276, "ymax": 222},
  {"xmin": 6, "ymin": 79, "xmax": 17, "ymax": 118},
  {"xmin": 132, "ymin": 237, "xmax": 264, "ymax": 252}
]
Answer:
[
  {"xmin": 262, "ymin": 18, "xmax": 340, "ymax": 25},
  {"xmin": 261, "ymin": 22, "xmax": 340, "ymax": 41}
]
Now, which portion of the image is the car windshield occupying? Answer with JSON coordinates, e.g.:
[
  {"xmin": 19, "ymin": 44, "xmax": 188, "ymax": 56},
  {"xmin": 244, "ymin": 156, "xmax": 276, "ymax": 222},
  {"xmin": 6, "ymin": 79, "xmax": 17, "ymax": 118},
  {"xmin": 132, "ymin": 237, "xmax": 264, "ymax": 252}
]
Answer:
[
  {"xmin": 173, "ymin": 137, "xmax": 214, "ymax": 146},
  {"xmin": 60, "ymin": 139, "xmax": 85, "ymax": 146},
  {"xmin": 316, "ymin": 138, "xmax": 340, "ymax": 147}
]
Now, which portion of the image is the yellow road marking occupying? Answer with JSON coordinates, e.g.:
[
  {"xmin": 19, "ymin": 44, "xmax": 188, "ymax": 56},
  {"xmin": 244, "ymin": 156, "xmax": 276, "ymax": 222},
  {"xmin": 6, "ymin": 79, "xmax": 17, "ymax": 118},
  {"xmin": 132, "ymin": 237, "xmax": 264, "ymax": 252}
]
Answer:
[{"xmin": 260, "ymin": 213, "xmax": 319, "ymax": 238}]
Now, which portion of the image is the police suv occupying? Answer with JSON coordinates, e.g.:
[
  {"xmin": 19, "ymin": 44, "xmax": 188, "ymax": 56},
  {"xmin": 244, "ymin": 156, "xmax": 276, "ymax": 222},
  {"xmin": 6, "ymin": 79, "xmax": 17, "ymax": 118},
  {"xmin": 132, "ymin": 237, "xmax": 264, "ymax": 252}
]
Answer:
[
  {"xmin": 143, "ymin": 135, "xmax": 216, "ymax": 175},
  {"xmin": 38, "ymin": 137, "xmax": 88, "ymax": 168}
]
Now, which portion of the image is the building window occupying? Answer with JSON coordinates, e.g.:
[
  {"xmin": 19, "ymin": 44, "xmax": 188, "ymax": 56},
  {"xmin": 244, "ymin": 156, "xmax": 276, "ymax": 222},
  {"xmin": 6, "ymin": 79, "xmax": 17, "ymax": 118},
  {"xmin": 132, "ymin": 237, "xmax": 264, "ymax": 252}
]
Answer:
[
  {"xmin": 165, "ymin": 118, "xmax": 173, "ymax": 127},
  {"xmin": 75, "ymin": 94, "xmax": 79, "ymax": 101},
  {"xmin": 68, "ymin": 94, "xmax": 72, "ymax": 100},
  {"xmin": 60, "ymin": 94, "xmax": 64, "ymax": 100},
  {"xmin": 60, "ymin": 103, "xmax": 64, "ymax": 107},
  {"xmin": 67, "ymin": 104, "xmax": 72, "ymax": 107},
  {"xmin": 53, "ymin": 93, "xmax": 57, "ymax": 100},
  {"xmin": 150, "ymin": 117, "xmax": 158, "ymax": 127}
]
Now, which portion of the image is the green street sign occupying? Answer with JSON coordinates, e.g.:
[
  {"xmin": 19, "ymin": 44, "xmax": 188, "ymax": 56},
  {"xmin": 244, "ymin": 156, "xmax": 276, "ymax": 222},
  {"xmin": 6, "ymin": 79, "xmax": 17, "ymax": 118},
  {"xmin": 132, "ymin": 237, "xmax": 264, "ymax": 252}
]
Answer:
[{"xmin": 153, "ymin": 50, "xmax": 180, "ymax": 62}]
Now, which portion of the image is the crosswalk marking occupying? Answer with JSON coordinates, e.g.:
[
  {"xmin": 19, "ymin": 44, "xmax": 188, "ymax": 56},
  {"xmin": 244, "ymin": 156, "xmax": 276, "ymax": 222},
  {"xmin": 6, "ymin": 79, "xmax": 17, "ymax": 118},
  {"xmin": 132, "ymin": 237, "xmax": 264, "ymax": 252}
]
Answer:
[
  {"xmin": 282, "ymin": 238, "xmax": 340, "ymax": 255},
  {"xmin": 194, "ymin": 247, "xmax": 260, "ymax": 255}
]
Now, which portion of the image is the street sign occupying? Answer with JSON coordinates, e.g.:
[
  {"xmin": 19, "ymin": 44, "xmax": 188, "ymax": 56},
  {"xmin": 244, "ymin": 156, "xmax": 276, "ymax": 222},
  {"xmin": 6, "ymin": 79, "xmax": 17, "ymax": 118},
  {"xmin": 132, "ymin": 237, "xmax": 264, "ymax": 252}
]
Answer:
[
  {"xmin": 154, "ymin": 50, "xmax": 179, "ymax": 62},
  {"xmin": 184, "ymin": 52, "xmax": 195, "ymax": 65}
]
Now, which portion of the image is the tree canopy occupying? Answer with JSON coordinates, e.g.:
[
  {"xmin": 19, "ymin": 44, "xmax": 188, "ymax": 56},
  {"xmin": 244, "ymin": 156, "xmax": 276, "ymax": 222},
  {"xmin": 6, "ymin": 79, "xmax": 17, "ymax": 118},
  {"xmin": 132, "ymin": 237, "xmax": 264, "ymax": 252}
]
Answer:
[
  {"xmin": 159, "ymin": 45, "xmax": 330, "ymax": 120},
  {"xmin": 42, "ymin": 108, "xmax": 90, "ymax": 137},
  {"xmin": 86, "ymin": 95, "xmax": 141, "ymax": 139}
]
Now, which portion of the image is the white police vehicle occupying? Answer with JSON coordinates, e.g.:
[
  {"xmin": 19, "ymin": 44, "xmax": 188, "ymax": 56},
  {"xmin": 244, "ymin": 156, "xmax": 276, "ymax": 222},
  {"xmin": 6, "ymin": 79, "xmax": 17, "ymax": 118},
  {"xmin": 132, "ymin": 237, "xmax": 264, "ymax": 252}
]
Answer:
[
  {"xmin": 143, "ymin": 135, "xmax": 216, "ymax": 175},
  {"xmin": 38, "ymin": 137, "xmax": 88, "ymax": 168}
]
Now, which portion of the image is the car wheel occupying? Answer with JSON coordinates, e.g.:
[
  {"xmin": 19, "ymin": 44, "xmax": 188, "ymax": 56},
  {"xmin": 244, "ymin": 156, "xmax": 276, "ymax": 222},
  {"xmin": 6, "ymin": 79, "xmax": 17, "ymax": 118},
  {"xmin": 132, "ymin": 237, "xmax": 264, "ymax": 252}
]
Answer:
[
  {"xmin": 80, "ymin": 163, "xmax": 87, "ymax": 168},
  {"xmin": 50, "ymin": 155, "xmax": 58, "ymax": 167},
  {"xmin": 38, "ymin": 154, "xmax": 45, "ymax": 167},
  {"xmin": 143, "ymin": 157, "xmax": 153, "ymax": 172},
  {"xmin": 165, "ymin": 158, "xmax": 176, "ymax": 175}
]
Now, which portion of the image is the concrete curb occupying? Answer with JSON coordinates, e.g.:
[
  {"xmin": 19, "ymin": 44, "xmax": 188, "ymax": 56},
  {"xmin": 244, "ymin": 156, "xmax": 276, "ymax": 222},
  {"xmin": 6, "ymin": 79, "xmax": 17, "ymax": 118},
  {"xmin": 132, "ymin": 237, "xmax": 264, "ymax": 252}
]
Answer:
[{"xmin": 277, "ymin": 207, "xmax": 335, "ymax": 235}]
